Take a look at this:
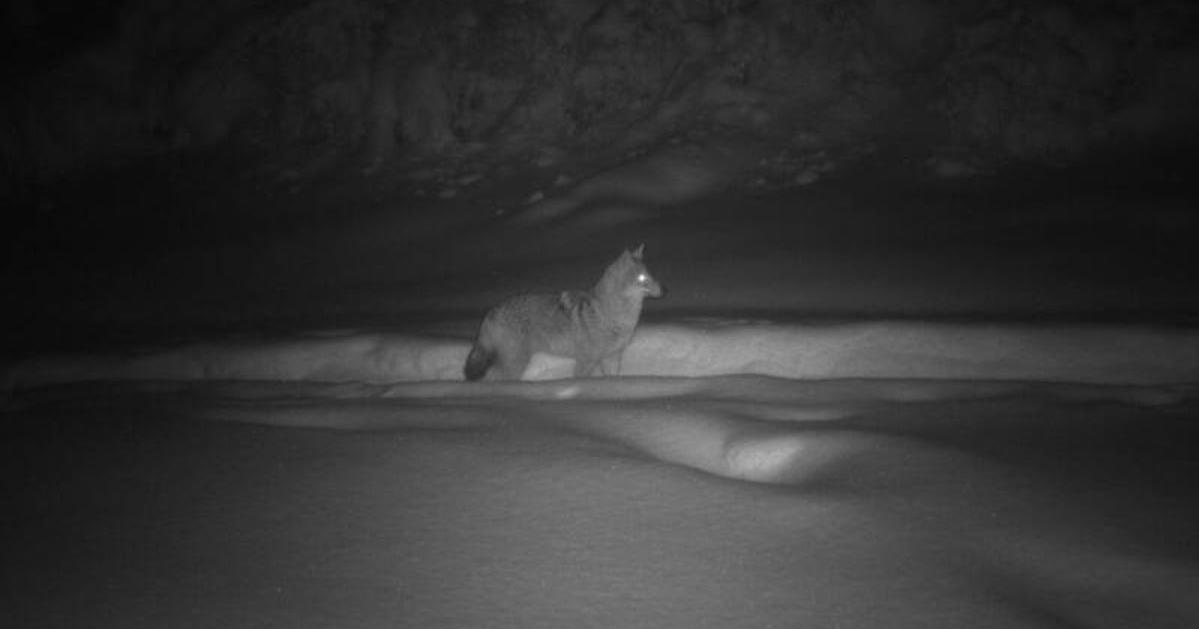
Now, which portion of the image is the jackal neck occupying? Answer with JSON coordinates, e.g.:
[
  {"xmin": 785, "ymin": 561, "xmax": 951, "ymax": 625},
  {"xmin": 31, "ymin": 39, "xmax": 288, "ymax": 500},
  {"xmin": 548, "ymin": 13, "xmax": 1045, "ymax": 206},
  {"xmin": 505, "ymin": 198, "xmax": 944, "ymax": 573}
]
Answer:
[{"xmin": 592, "ymin": 255, "xmax": 646, "ymax": 330}]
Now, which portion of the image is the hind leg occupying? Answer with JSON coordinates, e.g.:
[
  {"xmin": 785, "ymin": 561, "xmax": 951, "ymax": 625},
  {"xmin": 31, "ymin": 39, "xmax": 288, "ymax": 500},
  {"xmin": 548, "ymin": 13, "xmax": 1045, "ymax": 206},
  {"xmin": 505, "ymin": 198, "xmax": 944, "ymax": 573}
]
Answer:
[{"xmin": 492, "ymin": 343, "xmax": 532, "ymax": 380}]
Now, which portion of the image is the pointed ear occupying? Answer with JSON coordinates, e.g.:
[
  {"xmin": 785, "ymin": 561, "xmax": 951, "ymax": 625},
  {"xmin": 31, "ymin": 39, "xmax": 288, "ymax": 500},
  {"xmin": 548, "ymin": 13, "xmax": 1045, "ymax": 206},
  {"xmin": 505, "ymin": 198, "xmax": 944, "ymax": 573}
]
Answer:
[{"xmin": 630, "ymin": 243, "xmax": 645, "ymax": 259}]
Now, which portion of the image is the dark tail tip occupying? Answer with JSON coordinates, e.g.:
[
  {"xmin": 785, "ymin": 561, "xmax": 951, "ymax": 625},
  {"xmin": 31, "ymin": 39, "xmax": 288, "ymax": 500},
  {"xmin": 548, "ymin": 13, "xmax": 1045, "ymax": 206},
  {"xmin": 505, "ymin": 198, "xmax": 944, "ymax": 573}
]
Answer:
[{"xmin": 463, "ymin": 344, "xmax": 495, "ymax": 381}]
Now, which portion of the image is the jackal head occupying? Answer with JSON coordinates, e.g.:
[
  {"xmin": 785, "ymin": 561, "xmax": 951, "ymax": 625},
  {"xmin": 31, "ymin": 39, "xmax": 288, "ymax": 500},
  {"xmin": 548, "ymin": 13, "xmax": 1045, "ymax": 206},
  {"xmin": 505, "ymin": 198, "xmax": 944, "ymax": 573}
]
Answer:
[{"xmin": 624, "ymin": 243, "xmax": 663, "ymax": 299}]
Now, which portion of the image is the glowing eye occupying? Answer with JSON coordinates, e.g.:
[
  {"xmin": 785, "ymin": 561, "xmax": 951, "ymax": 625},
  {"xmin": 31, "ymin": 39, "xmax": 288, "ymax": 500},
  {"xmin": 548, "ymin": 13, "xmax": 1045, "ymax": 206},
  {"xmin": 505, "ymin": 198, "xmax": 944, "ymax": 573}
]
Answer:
[{"xmin": 637, "ymin": 273, "xmax": 648, "ymax": 284}]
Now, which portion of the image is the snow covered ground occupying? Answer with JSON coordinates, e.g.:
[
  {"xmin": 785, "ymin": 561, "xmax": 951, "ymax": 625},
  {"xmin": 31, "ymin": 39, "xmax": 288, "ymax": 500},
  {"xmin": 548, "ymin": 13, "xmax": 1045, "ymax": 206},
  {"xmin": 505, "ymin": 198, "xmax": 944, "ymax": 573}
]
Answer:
[{"xmin": 4, "ymin": 150, "xmax": 1199, "ymax": 628}]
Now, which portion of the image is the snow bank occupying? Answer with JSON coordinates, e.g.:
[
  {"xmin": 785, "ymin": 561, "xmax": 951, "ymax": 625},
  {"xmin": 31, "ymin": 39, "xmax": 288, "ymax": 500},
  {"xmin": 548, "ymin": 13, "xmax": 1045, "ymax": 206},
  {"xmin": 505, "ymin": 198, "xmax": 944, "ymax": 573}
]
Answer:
[
  {"xmin": 7, "ymin": 321, "xmax": 1199, "ymax": 395},
  {"xmin": 626, "ymin": 322, "xmax": 1199, "ymax": 385}
]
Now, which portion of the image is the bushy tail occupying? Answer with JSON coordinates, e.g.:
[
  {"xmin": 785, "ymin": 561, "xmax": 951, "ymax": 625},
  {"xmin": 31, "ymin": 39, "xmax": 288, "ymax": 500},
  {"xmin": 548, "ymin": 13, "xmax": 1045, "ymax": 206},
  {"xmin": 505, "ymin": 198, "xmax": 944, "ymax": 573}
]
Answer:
[{"xmin": 463, "ymin": 342, "xmax": 495, "ymax": 381}]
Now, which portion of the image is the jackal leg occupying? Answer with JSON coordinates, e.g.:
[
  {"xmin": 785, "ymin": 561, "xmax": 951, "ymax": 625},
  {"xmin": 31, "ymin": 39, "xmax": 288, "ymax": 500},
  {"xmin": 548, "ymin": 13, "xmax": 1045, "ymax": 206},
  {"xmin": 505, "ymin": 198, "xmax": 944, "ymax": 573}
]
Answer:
[
  {"xmin": 599, "ymin": 353, "xmax": 622, "ymax": 376},
  {"xmin": 575, "ymin": 354, "xmax": 601, "ymax": 377}
]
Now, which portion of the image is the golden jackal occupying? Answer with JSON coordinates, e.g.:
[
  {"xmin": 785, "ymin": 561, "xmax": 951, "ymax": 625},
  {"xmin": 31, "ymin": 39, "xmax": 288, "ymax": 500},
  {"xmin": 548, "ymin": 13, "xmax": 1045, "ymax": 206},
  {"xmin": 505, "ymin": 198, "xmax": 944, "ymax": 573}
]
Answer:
[{"xmin": 464, "ymin": 245, "xmax": 663, "ymax": 380}]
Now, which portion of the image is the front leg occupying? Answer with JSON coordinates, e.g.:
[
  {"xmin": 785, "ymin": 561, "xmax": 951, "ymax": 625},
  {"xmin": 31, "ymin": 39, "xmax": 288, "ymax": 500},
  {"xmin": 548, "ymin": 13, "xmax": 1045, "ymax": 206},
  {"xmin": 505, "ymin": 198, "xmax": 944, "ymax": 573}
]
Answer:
[
  {"xmin": 599, "ymin": 353, "xmax": 622, "ymax": 376},
  {"xmin": 574, "ymin": 355, "xmax": 599, "ymax": 377}
]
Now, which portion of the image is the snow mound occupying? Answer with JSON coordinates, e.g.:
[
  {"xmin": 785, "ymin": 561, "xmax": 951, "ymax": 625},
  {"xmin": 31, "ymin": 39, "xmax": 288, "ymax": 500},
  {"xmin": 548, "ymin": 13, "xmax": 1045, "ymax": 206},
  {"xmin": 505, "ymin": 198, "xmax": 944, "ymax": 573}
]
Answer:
[
  {"xmin": 8, "ymin": 372, "xmax": 1198, "ymax": 627},
  {"xmin": 12, "ymin": 372, "xmax": 1193, "ymax": 488}
]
